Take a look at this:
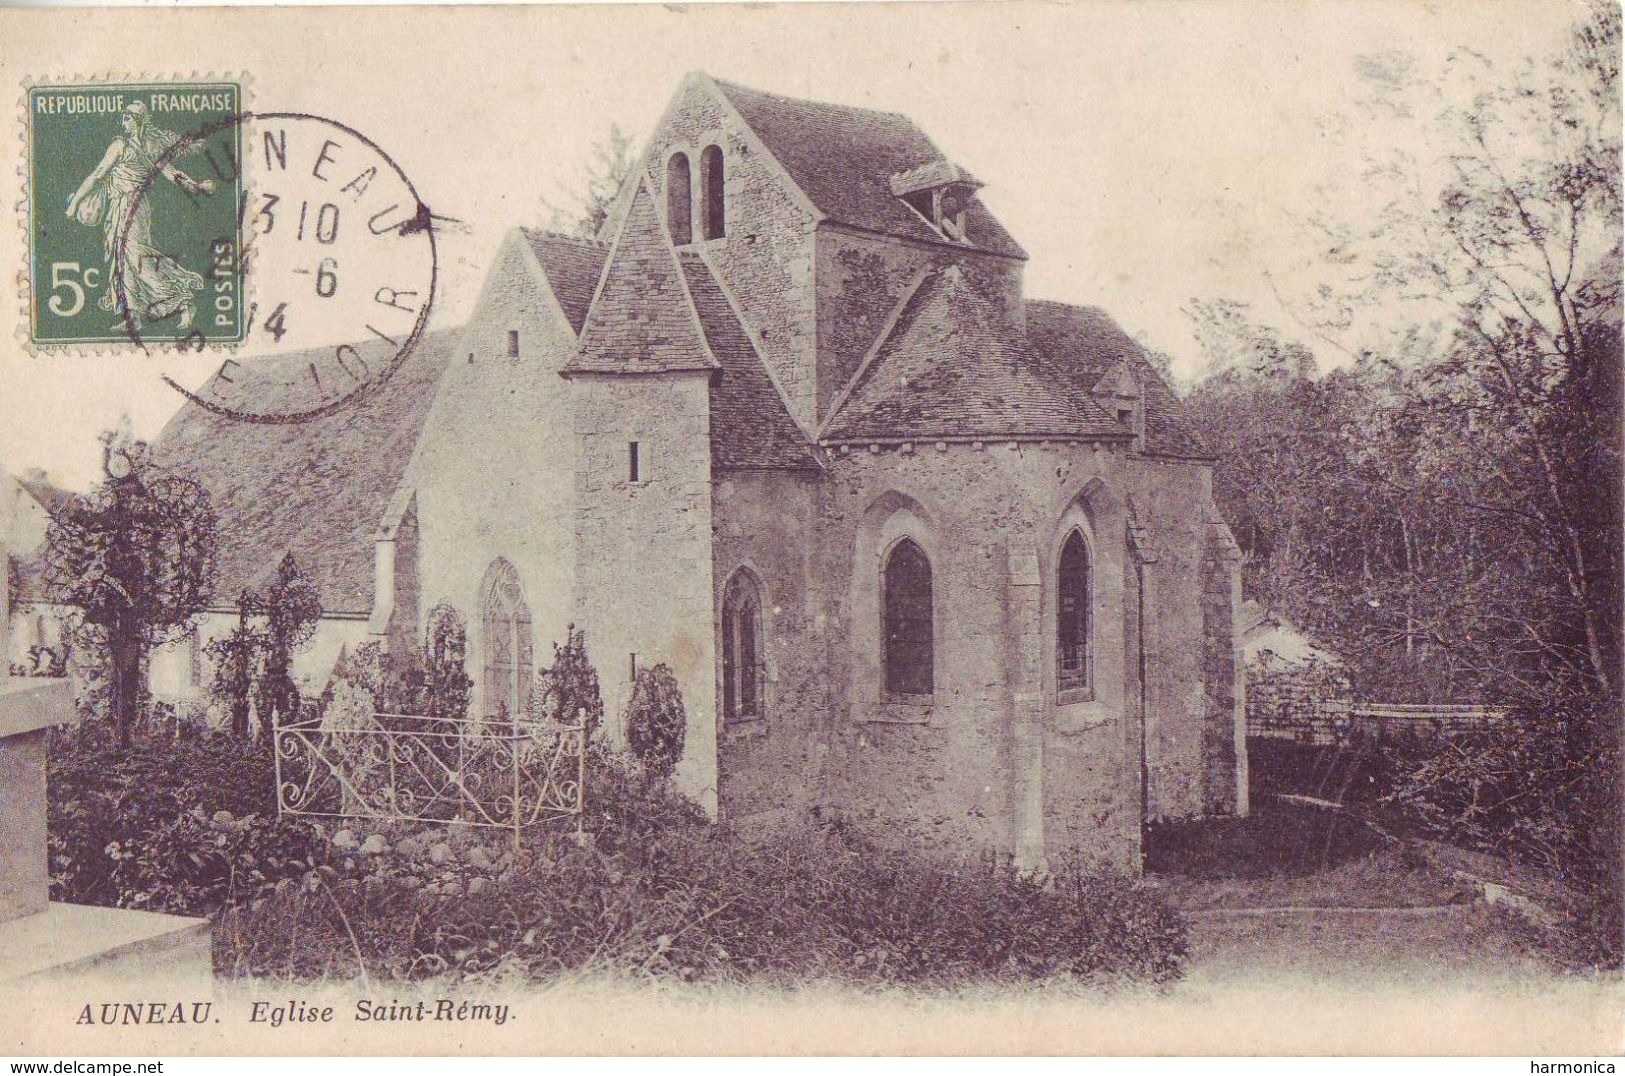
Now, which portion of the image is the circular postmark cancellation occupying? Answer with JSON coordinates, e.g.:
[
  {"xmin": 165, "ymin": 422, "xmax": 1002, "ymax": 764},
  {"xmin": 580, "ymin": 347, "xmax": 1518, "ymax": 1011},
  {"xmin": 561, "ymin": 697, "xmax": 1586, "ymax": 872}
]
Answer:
[{"xmin": 120, "ymin": 109, "xmax": 438, "ymax": 424}]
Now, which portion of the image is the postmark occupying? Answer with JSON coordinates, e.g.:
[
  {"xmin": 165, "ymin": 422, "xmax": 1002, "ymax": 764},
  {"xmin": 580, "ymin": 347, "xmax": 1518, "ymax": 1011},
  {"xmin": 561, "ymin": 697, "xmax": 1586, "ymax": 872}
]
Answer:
[
  {"xmin": 25, "ymin": 80, "xmax": 245, "ymax": 346},
  {"xmin": 147, "ymin": 110, "xmax": 438, "ymax": 423}
]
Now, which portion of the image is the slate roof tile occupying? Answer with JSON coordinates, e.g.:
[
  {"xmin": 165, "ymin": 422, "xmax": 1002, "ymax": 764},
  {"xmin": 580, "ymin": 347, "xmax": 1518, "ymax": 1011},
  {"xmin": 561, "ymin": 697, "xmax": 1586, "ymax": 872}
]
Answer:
[
  {"xmin": 567, "ymin": 182, "xmax": 719, "ymax": 376},
  {"xmin": 1024, "ymin": 300, "xmax": 1210, "ymax": 458},
  {"xmin": 145, "ymin": 331, "xmax": 457, "ymax": 614},
  {"xmin": 714, "ymin": 79, "xmax": 1026, "ymax": 261},
  {"xmin": 677, "ymin": 252, "xmax": 820, "ymax": 472},
  {"xmin": 520, "ymin": 229, "xmax": 608, "ymax": 335},
  {"xmin": 822, "ymin": 268, "xmax": 1125, "ymax": 442}
]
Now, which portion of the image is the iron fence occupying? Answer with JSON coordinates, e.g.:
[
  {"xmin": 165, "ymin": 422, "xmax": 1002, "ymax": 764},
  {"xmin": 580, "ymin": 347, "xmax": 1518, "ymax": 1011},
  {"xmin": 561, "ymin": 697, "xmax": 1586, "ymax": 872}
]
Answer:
[{"xmin": 273, "ymin": 711, "xmax": 584, "ymax": 845}]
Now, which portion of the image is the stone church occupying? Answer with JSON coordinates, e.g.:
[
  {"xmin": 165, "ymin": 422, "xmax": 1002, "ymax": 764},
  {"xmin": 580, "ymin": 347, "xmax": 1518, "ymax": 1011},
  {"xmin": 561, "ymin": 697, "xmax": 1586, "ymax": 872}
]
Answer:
[{"xmin": 88, "ymin": 73, "xmax": 1247, "ymax": 870}]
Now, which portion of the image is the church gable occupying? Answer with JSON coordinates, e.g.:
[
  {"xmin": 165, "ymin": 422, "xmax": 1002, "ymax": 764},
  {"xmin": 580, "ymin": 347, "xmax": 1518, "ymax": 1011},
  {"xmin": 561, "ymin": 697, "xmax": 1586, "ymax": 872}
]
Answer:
[
  {"xmin": 568, "ymin": 180, "xmax": 719, "ymax": 377},
  {"xmin": 821, "ymin": 267, "xmax": 1122, "ymax": 444}
]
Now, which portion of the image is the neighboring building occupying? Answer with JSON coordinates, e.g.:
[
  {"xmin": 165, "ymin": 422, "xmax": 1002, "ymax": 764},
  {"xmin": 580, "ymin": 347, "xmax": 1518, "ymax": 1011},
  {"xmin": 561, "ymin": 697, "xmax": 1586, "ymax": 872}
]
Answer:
[
  {"xmin": 130, "ymin": 73, "xmax": 1245, "ymax": 870},
  {"xmin": 1239, "ymin": 599, "xmax": 1340, "ymax": 669},
  {"xmin": 4, "ymin": 473, "xmax": 74, "ymax": 676}
]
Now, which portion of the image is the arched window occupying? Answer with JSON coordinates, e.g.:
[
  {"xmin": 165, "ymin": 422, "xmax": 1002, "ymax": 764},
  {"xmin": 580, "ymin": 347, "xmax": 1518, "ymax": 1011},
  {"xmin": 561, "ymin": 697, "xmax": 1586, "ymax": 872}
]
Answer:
[
  {"xmin": 699, "ymin": 144, "xmax": 725, "ymax": 240},
  {"xmin": 883, "ymin": 538, "xmax": 934, "ymax": 696},
  {"xmin": 481, "ymin": 559, "xmax": 533, "ymax": 721},
  {"xmin": 666, "ymin": 152, "xmax": 692, "ymax": 246},
  {"xmin": 721, "ymin": 570, "xmax": 763, "ymax": 723},
  {"xmin": 1057, "ymin": 529, "xmax": 1091, "ymax": 692}
]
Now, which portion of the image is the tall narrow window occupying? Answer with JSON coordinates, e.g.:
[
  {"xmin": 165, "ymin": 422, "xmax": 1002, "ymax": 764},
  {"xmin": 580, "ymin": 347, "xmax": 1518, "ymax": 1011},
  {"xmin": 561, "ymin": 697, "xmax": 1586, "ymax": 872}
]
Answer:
[
  {"xmin": 482, "ymin": 559, "xmax": 533, "ymax": 721},
  {"xmin": 1058, "ymin": 530, "xmax": 1091, "ymax": 692},
  {"xmin": 883, "ymin": 538, "xmax": 934, "ymax": 696},
  {"xmin": 666, "ymin": 152, "xmax": 692, "ymax": 245},
  {"xmin": 700, "ymin": 144, "xmax": 725, "ymax": 240},
  {"xmin": 507, "ymin": 329, "xmax": 520, "ymax": 357},
  {"xmin": 628, "ymin": 441, "xmax": 641, "ymax": 483},
  {"xmin": 722, "ymin": 571, "xmax": 764, "ymax": 723}
]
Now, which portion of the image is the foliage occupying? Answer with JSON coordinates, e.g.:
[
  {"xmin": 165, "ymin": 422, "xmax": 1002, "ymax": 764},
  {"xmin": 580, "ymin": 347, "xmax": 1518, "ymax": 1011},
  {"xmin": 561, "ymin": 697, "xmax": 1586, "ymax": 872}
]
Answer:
[
  {"xmin": 625, "ymin": 662, "xmax": 686, "ymax": 778},
  {"xmin": 218, "ymin": 751, "xmax": 1187, "ymax": 987},
  {"xmin": 1188, "ymin": 8, "xmax": 1621, "ymax": 967},
  {"xmin": 253, "ymin": 554, "xmax": 321, "ymax": 738},
  {"xmin": 42, "ymin": 421, "xmax": 219, "ymax": 746},
  {"xmin": 424, "ymin": 603, "xmax": 473, "ymax": 723},
  {"xmin": 529, "ymin": 623, "xmax": 604, "ymax": 739},
  {"xmin": 540, "ymin": 123, "xmax": 635, "ymax": 238},
  {"xmin": 46, "ymin": 721, "xmax": 327, "ymax": 916},
  {"xmin": 205, "ymin": 592, "xmax": 265, "ymax": 739}
]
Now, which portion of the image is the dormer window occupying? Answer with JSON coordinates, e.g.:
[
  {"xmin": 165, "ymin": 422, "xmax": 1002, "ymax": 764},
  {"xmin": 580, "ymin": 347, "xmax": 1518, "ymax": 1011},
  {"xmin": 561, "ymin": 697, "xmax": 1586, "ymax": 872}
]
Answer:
[{"xmin": 890, "ymin": 161, "xmax": 982, "ymax": 243}]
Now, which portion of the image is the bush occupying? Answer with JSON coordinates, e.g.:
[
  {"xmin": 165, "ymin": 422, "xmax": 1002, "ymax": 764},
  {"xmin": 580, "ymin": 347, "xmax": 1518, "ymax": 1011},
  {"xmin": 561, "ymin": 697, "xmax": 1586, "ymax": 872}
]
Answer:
[
  {"xmin": 48, "ymin": 721, "xmax": 328, "ymax": 915},
  {"xmin": 1384, "ymin": 687, "xmax": 1621, "ymax": 969},
  {"xmin": 625, "ymin": 663, "xmax": 685, "ymax": 778},
  {"xmin": 219, "ymin": 751, "xmax": 1187, "ymax": 988},
  {"xmin": 529, "ymin": 624, "xmax": 604, "ymax": 740}
]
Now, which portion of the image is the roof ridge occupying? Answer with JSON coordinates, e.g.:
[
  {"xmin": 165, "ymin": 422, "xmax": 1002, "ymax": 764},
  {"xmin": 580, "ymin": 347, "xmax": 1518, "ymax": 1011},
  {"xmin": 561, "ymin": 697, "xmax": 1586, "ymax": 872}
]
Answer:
[
  {"xmin": 710, "ymin": 76, "xmax": 919, "ymax": 126},
  {"xmin": 520, "ymin": 226, "xmax": 608, "ymax": 249}
]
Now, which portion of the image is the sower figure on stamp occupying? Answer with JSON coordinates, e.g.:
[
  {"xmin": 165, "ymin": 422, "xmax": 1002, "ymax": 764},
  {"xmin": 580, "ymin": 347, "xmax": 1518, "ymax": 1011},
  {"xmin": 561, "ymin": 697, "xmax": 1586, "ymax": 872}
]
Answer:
[{"xmin": 65, "ymin": 101, "xmax": 216, "ymax": 331}]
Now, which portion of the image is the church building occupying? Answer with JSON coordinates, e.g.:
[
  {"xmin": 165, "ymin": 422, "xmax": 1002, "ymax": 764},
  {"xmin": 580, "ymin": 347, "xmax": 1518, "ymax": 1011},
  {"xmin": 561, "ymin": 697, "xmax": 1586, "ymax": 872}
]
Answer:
[{"xmin": 136, "ymin": 73, "xmax": 1247, "ymax": 870}]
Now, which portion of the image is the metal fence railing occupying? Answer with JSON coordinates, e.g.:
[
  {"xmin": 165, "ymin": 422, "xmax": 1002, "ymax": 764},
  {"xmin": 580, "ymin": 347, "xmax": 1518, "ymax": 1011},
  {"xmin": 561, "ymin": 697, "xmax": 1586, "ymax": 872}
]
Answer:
[{"xmin": 273, "ymin": 711, "xmax": 584, "ymax": 845}]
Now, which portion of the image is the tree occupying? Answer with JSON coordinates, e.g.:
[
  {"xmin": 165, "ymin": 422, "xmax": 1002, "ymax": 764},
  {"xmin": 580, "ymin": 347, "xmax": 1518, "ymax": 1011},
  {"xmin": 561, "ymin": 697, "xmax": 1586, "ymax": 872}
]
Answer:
[
  {"xmin": 1316, "ymin": 1, "xmax": 1621, "ymax": 695},
  {"xmin": 625, "ymin": 663, "xmax": 685, "ymax": 780},
  {"xmin": 541, "ymin": 124, "xmax": 635, "ymax": 239},
  {"xmin": 252, "ymin": 553, "xmax": 321, "ymax": 737},
  {"xmin": 44, "ymin": 423, "xmax": 218, "ymax": 747}
]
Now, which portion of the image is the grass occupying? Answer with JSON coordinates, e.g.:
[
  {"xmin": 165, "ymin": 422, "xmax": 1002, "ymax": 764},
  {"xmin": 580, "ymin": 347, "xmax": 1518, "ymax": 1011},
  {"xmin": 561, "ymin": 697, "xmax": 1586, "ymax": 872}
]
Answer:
[{"xmin": 1146, "ymin": 799, "xmax": 1473, "ymax": 911}]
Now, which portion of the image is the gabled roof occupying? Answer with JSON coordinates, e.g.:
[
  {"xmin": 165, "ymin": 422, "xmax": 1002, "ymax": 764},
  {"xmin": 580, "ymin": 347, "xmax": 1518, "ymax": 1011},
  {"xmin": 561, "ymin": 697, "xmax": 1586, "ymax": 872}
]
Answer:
[
  {"xmin": 822, "ymin": 267, "xmax": 1125, "ymax": 443},
  {"xmin": 712, "ymin": 78, "xmax": 1026, "ymax": 261},
  {"xmin": 567, "ymin": 181, "xmax": 719, "ymax": 376},
  {"xmin": 676, "ymin": 252, "xmax": 820, "ymax": 472},
  {"xmin": 147, "ymin": 331, "xmax": 458, "ymax": 614},
  {"xmin": 1024, "ymin": 300, "xmax": 1209, "ymax": 459},
  {"xmin": 520, "ymin": 229, "xmax": 608, "ymax": 335}
]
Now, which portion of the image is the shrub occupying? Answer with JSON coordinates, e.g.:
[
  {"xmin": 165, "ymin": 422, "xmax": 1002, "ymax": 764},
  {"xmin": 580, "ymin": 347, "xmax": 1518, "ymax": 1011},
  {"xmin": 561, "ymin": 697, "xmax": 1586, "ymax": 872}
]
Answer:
[
  {"xmin": 424, "ymin": 604, "xmax": 473, "ymax": 723},
  {"xmin": 47, "ymin": 722, "xmax": 327, "ymax": 915},
  {"xmin": 529, "ymin": 624, "xmax": 604, "ymax": 740},
  {"xmin": 625, "ymin": 663, "xmax": 685, "ymax": 778},
  {"xmin": 1384, "ymin": 687, "xmax": 1621, "ymax": 969},
  {"xmin": 219, "ymin": 751, "xmax": 1188, "ymax": 988}
]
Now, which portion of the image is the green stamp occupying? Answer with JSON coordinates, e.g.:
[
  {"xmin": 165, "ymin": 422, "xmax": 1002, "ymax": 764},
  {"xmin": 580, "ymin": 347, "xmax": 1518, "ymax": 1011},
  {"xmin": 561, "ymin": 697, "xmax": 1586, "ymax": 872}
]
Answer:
[{"xmin": 26, "ymin": 81, "xmax": 244, "ymax": 346}]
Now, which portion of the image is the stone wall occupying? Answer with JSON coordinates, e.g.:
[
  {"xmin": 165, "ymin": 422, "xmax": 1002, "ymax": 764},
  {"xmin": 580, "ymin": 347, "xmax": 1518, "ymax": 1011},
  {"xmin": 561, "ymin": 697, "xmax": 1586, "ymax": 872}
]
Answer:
[
  {"xmin": 572, "ymin": 370, "xmax": 718, "ymax": 814},
  {"xmin": 813, "ymin": 228, "xmax": 1023, "ymax": 424},
  {"xmin": 405, "ymin": 231, "xmax": 580, "ymax": 718},
  {"xmin": 710, "ymin": 470, "xmax": 830, "ymax": 827},
  {"xmin": 643, "ymin": 77, "xmax": 820, "ymax": 430},
  {"xmin": 702, "ymin": 441, "xmax": 1234, "ymax": 869}
]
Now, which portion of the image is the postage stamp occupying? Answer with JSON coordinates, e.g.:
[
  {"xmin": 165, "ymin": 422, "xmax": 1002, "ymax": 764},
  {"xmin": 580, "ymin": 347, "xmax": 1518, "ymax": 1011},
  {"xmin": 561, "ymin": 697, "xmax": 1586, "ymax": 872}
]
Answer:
[{"xmin": 24, "ymin": 80, "xmax": 244, "ymax": 346}]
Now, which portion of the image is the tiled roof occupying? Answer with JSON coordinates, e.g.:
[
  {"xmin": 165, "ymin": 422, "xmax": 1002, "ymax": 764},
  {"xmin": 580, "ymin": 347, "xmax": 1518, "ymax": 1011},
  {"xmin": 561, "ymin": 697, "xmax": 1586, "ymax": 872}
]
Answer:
[
  {"xmin": 520, "ymin": 229, "xmax": 608, "ymax": 335},
  {"xmin": 1024, "ymin": 300, "xmax": 1210, "ymax": 458},
  {"xmin": 713, "ymin": 79, "xmax": 1026, "ymax": 261},
  {"xmin": 677, "ymin": 252, "xmax": 820, "ymax": 472},
  {"xmin": 822, "ymin": 268, "xmax": 1125, "ymax": 442},
  {"xmin": 567, "ymin": 181, "xmax": 720, "ymax": 376},
  {"xmin": 146, "ymin": 331, "xmax": 457, "ymax": 614}
]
